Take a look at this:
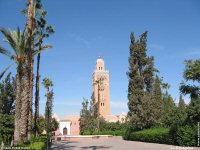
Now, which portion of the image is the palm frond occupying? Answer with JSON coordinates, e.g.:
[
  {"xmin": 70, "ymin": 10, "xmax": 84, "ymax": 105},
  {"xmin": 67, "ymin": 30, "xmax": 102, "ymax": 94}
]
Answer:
[
  {"xmin": 0, "ymin": 64, "xmax": 12, "ymax": 80},
  {"xmin": 34, "ymin": 44, "xmax": 52, "ymax": 55},
  {"xmin": 0, "ymin": 28, "xmax": 17, "ymax": 54},
  {"xmin": 0, "ymin": 46, "xmax": 12, "ymax": 57},
  {"xmin": 21, "ymin": 9, "xmax": 28, "ymax": 15},
  {"xmin": 0, "ymin": 27, "xmax": 27, "ymax": 63}
]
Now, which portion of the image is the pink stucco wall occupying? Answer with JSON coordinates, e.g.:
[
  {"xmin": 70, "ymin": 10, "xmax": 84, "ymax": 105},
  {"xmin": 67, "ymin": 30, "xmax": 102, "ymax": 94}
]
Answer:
[
  {"xmin": 70, "ymin": 120, "xmax": 80, "ymax": 135},
  {"xmin": 53, "ymin": 114, "xmax": 80, "ymax": 135}
]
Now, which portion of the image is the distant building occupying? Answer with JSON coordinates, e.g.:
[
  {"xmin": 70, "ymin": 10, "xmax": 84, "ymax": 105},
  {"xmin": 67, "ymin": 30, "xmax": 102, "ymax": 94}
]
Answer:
[
  {"xmin": 54, "ymin": 57, "xmax": 126, "ymax": 136},
  {"xmin": 53, "ymin": 114, "xmax": 80, "ymax": 136},
  {"xmin": 93, "ymin": 56, "xmax": 111, "ymax": 117}
]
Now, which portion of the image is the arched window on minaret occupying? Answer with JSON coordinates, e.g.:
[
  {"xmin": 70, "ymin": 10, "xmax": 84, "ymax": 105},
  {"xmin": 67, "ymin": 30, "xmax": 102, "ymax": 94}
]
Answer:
[{"xmin": 96, "ymin": 56, "xmax": 105, "ymax": 71}]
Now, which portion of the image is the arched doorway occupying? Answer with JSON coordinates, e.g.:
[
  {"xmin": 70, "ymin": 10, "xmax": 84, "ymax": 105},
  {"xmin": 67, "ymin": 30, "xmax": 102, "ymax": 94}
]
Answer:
[{"xmin": 63, "ymin": 127, "xmax": 67, "ymax": 135}]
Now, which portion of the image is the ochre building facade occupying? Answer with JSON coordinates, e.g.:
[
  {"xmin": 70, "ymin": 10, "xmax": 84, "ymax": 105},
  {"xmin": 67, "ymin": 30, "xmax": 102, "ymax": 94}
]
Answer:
[{"xmin": 93, "ymin": 57, "xmax": 111, "ymax": 117}]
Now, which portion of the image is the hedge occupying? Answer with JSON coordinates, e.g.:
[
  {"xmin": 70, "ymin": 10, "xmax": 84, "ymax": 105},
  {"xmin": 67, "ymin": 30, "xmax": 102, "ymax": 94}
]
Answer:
[
  {"xmin": 15, "ymin": 135, "xmax": 47, "ymax": 150},
  {"xmin": 82, "ymin": 130, "xmax": 124, "ymax": 136},
  {"xmin": 123, "ymin": 128, "xmax": 173, "ymax": 144},
  {"xmin": 171, "ymin": 124, "xmax": 198, "ymax": 146}
]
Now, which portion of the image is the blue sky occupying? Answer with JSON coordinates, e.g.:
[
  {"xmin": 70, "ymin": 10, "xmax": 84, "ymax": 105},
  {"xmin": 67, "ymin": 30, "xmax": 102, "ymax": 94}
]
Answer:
[{"xmin": 0, "ymin": 0, "xmax": 200, "ymax": 118}]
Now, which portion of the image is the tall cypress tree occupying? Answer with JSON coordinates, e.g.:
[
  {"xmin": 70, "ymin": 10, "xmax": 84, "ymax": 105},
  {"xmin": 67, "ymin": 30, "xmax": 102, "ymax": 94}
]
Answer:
[
  {"xmin": 152, "ymin": 75, "xmax": 163, "ymax": 124},
  {"xmin": 127, "ymin": 32, "xmax": 145, "ymax": 129},
  {"xmin": 178, "ymin": 94, "xmax": 186, "ymax": 108},
  {"xmin": 127, "ymin": 31, "xmax": 158, "ymax": 129},
  {"xmin": 174, "ymin": 94, "xmax": 187, "ymax": 124}
]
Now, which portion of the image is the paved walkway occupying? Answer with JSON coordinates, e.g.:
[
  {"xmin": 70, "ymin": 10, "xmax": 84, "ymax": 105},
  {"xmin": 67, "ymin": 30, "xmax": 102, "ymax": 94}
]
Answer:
[{"xmin": 50, "ymin": 137, "xmax": 199, "ymax": 150}]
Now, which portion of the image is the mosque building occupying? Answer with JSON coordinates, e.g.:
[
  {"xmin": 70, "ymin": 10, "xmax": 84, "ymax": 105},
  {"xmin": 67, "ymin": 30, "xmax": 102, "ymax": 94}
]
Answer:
[{"xmin": 54, "ymin": 57, "xmax": 126, "ymax": 136}]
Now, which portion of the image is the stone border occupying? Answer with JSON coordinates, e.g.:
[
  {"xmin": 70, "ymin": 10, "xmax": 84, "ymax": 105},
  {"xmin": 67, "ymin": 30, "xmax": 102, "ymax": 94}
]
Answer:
[{"xmin": 53, "ymin": 135, "xmax": 113, "ymax": 141}]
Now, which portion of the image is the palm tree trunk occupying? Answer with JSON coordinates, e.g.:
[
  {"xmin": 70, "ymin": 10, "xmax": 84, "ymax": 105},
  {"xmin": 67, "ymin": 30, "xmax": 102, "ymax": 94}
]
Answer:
[
  {"xmin": 27, "ymin": 57, "xmax": 34, "ymax": 140},
  {"xmin": 20, "ymin": 63, "xmax": 30, "ymax": 141},
  {"xmin": 27, "ymin": 0, "xmax": 35, "ymax": 140},
  {"xmin": 34, "ymin": 53, "xmax": 40, "ymax": 137},
  {"xmin": 14, "ymin": 65, "xmax": 23, "ymax": 145}
]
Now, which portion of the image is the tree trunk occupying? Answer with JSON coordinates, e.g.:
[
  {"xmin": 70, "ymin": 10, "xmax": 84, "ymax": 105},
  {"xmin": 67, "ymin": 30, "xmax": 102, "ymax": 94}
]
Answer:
[
  {"xmin": 27, "ymin": 0, "xmax": 35, "ymax": 140},
  {"xmin": 14, "ymin": 65, "xmax": 23, "ymax": 145},
  {"xmin": 27, "ymin": 58, "xmax": 34, "ymax": 140},
  {"xmin": 34, "ymin": 53, "xmax": 40, "ymax": 137},
  {"xmin": 20, "ymin": 64, "xmax": 30, "ymax": 141}
]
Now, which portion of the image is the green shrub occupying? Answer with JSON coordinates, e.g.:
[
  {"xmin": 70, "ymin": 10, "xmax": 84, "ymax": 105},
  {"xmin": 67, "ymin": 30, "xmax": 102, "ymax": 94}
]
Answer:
[
  {"xmin": 30, "ymin": 141, "xmax": 46, "ymax": 150},
  {"xmin": 82, "ymin": 131, "xmax": 92, "ymax": 135},
  {"xmin": 175, "ymin": 125, "xmax": 197, "ymax": 146},
  {"xmin": 82, "ymin": 130, "xmax": 124, "ymax": 136},
  {"xmin": 114, "ymin": 130, "xmax": 124, "ymax": 136},
  {"xmin": 16, "ymin": 135, "xmax": 47, "ymax": 149},
  {"xmin": 0, "ymin": 114, "xmax": 14, "ymax": 145},
  {"xmin": 169, "ymin": 124, "xmax": 198, "ymax": 146},
  {"xmin": 123, "ymin": 128, "xmax": 172, "ymax": 144},
  {"xmin": 123, "ymin": 127, "xmax": 134, "ymax": 140}
]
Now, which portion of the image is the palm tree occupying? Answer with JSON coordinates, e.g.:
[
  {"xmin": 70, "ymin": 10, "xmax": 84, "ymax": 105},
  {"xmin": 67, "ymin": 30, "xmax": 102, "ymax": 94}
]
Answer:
[
  {"xmin": 42, "ymin": 77, "xmax": 53, "ymax": 149},
  {"xmin": 42, "ymin": 77, "xmax": 53, "ymax": 92},
  {"xmin": 26, "ymin": 0, "xmax": 35, "ymax": 140},
  {"xmin": 21, "ymin": 0, "xmax": 53, "ymax": 137},
  {"xmin": 162, "ymin": 83, "xmax": 170, "ymax": 95},
  {"xmin": 33, "ymin": 0, "xmax": 54, "ymax": 136},
  {"xmin": 0, "ymin": 26, "xmax": 49, "ymax": 143},
  {"xmin": 93, "ymin": 77, "xmax": 104, "ymax": 131},
  {"xmin": 0, "ymin": 27, "xmax": 28, "ymax": 144}
]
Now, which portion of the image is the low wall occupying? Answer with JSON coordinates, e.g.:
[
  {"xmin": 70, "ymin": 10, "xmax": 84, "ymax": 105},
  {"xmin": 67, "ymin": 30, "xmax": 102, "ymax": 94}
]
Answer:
[{"xmin": 54, "ymin": 135, "xmax": 113, "ymax": 141}]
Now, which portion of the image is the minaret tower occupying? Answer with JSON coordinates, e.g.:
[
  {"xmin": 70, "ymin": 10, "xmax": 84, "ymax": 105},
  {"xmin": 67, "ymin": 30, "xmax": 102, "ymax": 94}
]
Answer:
[{"xmin": 93, "ymin": 57, "xmax": 110, "ymax": 117}]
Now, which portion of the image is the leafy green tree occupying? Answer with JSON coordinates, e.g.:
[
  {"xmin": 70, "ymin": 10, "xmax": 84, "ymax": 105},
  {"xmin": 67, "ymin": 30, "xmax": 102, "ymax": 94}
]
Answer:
[
  {"xmin": 32, "ymin": 116, "xmax": 58, "ymax": 135},
  {"xmin": 79, "ymin": 99, "xmax": 96, "ymax": 133},
  {"xmin": 186, "ymin": 97, "xmax": 200, "ymax": 124},
  {"xmin": 0, "ymin": 114, "xmax": 14, "ymax": 145},
  {"xmin": 162, "ymin": 95, "xmax": 177, "ymax": 126},
  {"xmin": 99, "ymin": 119, "xmax": 128, "ymax": 132},
  {"xmin": 180, "ymin": 59, "xmax": 200, "ymax": 99},
  {"xmin": 127, "ymin": 31, "xmax": 158, "ymax": 130},
  {"xmin": 51, "ymin": 118, "xmax": 59, "ymax": 133},
  {"xmin": 0, "ymin": 73, "xmax": 16, "ymax": 145},
  {"xmin": 0, "ymin": 73, "xmax": 16, "ymax": 114}
]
